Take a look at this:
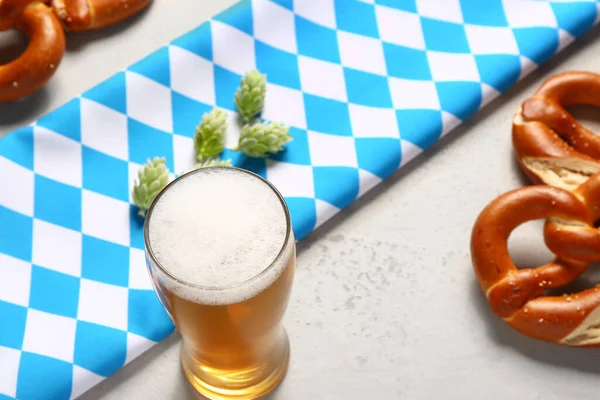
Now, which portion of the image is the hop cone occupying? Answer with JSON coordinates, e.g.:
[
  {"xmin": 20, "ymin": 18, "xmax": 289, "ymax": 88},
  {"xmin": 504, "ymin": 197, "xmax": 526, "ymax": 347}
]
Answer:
[
  {"xmin": 233, "ymin": 122, "xmax": 292, "ymax": 158},
  {"xmin": 132, "ymin": 157, "xmax": 170, "ymax": 217},
  {"xmin": 194, "ymin": 108, "xmax": 227, "ymax": 161},
  {"xmin": 192, "ymin": 158, "xmax": 232, "ymax": 170},
  {"xmin": 235, "ymin": 69, "xmax": 267, "ymax": 123}
]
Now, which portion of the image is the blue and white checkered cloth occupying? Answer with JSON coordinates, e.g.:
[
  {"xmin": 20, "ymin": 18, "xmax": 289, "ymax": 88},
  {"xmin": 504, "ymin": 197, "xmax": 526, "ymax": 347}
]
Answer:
[{"xmin": 1, "ymin": 0, "xmax": 599, "ymax": 398}]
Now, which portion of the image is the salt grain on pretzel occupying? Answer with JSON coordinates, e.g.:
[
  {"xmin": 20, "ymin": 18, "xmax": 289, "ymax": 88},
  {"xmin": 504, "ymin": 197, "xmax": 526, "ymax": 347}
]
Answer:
[{"xmin": 472, "ymin": 71, "xmax": 600, "ymax": 346}]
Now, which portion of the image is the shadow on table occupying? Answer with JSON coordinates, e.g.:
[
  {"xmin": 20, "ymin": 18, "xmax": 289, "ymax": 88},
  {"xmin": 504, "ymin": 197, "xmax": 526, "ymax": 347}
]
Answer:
[
  {"xmin": 469, "ymin": 280, "xmax": 600, "ymax": 374},
  {"xmin": 0, "ymin": 31, "xmax": 51, "ymax": 125},
  {"xmin": 79, "ymin": 331, "xmax": 189, "ymax": 399},
  {"xmin": 0, "ymin": 88, "xmax": 51, "ymax": 126}
]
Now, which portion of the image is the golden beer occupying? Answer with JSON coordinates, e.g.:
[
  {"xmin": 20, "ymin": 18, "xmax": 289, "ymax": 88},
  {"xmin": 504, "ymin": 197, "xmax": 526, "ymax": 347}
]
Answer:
[{"xmin": 144, "ymin": 167, "xmax": 295, "ymax": 400}]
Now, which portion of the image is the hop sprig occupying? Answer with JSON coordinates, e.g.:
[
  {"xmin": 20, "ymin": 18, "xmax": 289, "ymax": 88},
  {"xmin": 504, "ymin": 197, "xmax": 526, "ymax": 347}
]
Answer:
[
  {"xmin": 192, "ymin": 158, "xmax": 232, "ymax": 170},
  {"xmin": 194, "ymin": 108, "xmax": 227, "ymax": 161},
  {"xmin": 132, "ymin": 157, "xmax": 170, "ymax": 217},
  {"xmin": 235, "ymin": 69, "xmax": 267, "ymax": 123},
  {"xmin": 233, "ymin": 121, "xmax": 292, "ymax": 158}
]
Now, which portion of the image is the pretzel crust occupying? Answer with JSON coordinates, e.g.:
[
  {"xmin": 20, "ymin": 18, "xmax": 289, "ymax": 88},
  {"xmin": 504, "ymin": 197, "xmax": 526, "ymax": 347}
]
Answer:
[
  {"xmin": 472, "ymin": 71, "xmax": 600, "ymax": 346},
  {"xmin": 49, "ymin": 0, "xmax": 151, "ymax": 31},
  {"xmin": 513, "ymin": 71, "xmax": 600, "ymax": 189},
  {"xmin": 0, "ymin": 1, "xmax": 65, "ymax": 102},
  {"xmin": 471, "ymin": 182, "xmax": 600, "ymax": 346}
]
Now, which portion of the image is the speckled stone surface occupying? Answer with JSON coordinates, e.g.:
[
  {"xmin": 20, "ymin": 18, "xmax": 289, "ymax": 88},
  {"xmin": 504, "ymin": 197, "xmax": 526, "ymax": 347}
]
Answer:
[{"xmin": 4, "ymin": 2, "xmax": 600, "ymax": 399}]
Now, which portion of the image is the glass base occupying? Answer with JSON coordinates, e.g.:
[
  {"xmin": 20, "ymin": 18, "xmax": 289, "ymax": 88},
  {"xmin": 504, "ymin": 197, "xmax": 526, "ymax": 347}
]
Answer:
[{"xmin": 181, "ymin": 332, "xmax": 290, "ymax": 400}]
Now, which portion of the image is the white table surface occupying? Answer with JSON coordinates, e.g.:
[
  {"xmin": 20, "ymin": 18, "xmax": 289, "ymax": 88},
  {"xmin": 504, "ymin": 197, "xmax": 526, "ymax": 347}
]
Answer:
[{"xmin": 3, "ymin": 2, "xmax": 600, "ymax": 399}]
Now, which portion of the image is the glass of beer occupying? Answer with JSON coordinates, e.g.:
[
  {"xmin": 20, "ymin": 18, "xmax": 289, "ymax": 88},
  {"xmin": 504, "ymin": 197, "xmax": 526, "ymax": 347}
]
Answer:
[{"xmin": 143, "ymin": 167, "xmax": 295, "ymax": 400}]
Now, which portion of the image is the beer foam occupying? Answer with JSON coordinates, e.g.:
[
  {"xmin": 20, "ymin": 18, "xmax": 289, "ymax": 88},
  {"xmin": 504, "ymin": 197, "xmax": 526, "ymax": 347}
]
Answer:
[{"xmin": 147, "ymin": 168, "xmax": 293, "ymax": 306}]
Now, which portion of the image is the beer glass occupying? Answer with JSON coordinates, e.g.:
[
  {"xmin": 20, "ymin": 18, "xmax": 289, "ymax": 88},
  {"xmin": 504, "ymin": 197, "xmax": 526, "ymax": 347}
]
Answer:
[{"xmin": 144, "ymin": 167, "xmax": 295, "ymax": 399}]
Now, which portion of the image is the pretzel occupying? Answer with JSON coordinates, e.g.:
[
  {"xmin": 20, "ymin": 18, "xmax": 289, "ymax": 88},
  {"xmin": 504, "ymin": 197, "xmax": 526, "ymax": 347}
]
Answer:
[
  {"xmin": 0, "ymin": 0, "xmax": 151, "ymax": 102},
  {"xmin": 513, "ymin": 71, "xmax": 600, "ymax": 190},
  {"xmin": 0, "ymin": 1, "xmax": 65, "ymax": 102},
  {"xmin": 472, "ymin": 71, "xmax": 600, "ymax": 346},
  {"xmin": 49, "ymin": 0, "xmax": 151, "ymax": 31}
]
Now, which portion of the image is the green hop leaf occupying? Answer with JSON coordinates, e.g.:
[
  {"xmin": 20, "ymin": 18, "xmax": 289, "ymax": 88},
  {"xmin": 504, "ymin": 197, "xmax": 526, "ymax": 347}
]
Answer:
[
  {"xmin": 234, "ymin": 69, "xmax": 267, "ymax": 123},
  {"xmin": 233, "ymin": 121, "xmax": 292, "ymax": 158},
  {"xmin": 192, "ymin": 158, "xmax": 233, "ymax": 170},
  {"xmin": 132, "ymin": 157, "xmax": 170, "ymax": 217},
  {"xmin": 194, "ymin": 108, "xmax": 227, "ymax": 161}
]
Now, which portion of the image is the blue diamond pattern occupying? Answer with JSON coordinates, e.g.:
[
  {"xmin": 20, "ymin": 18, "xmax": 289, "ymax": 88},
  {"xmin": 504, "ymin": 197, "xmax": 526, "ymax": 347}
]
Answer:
[
  {"xmin": 0, "ymin": 301, "xmax": 27, "ymax": 349},
  {"xmin": 383, "ymin": 44, "xmax": 432, "ymax": 80},
  {"xmin": 37, "ymin": 99, "xmax": 81, "ymax": 140},
  {"xmin": 460, "ymin": 0, "xmax": 507, "ymax": 27},
  {"xmin": 82, "ymin": 235, "xmax": 129, "ymax": 287},
  {"xmin": 421, "ymin": 18, "xmax": 471, "ymax": 53},
  {"xmin": 272, "ymin": 0, "xmax": 292, "ymax": 11},
  {"xmin": 513, "ymin": 27, "xmax": 559, "ymax": 65},
  {"xmin": 0, "ymin": 206, "xmax": 33, "ymax": 262},
  {"xmin": 171, "ymin": 21, "xmax": 213, "ymax": 60},
  {"xmin": 475, "ymin": 55, "xmax": 521, "ymax": 93},
  {"xmin": 355, "ymin": 138, "xmax": 401, "ymax": 179},
  {"xmin": 82, "ymin": 72, "xmax": 128, "ymax": 114},
  {"xmin": 304, "ymin": 94, "xmax": 352, "ymax": 136},
  {"xmin": 344, "ymin": 68, "xmax": 393, "ymax": 107},
  {"xmin": 256, "ymin": 41, "xmax": 301, "ymax": 89},
  {"xmin": 0, "ymin": 1, "xmax": 598, "ymax": 398},
  {"xmin": 396, "ymin": 109, "xmax": 443, "ymax": 150},
  {"xmin": 29, "ymin": 266, "xmax": 80, "ymax": 318},
  {"xmin": 37, "ymin": 99, "xmax": 82, "ymax": 142},
  {"xmin": 0, "ymin": 126, "xmax": 34, "ymax": 169},
  {"xmin": 314, "ymin": 166, "xmax": 360, "ymax": 209},
  {"xmin": 82, "ymin": 146, "xmax": 129, "ymax": 202},
  {"xmin": 214, "ymin": 65, "xmax": 242, "ymax": 111},
  {"xmin": 213, "ymin": 0, "xmax": 254, "ymax": 36},
  {"xmin": 552, "ymin": 2, "xmax": 597, "ymax": 38},
  {"xmin": 171, "ymin": 92, "xmax": 212, "ymax": 138},
  {"xmin": 295, "ymin": 15, "xmax": 340, "ymax": 64},
  {"xmin": 436, "ymin": 82, "xmax": 482, "ymax": 120},
  {"xmin": 375, "ymin": 0, "xmax": 416, "ymax": 13},
  {"xmin": 128, "ymin": 47, "xmax": 171, "ymax": 88},
  {"xmin": 128, "ymin": 290, "xmax": 173, "ymax": 342},
  {"xmin": 34, "ymin": 175, "xmax": 81, "ymax": 232},
  {"xmin": 127, "ymin": 119, "xmax": 174, "ymax": 171},
  {"xmin": 284, "ymin": 197, "xmax": 316, "ymax": 240},
  {"xmin": 74, "ymin": 321, "xmax": 127, "ymax": 377},
  {"xmin": 238, "ymin": 156, "xmax": 268, "ymax": 178},
  {"xmin": 17, "ymin": 352, "xmax": 72, "ymax": 400},
  {"xmin": 270, "ymin": 127, "xmax": 312, "ymax": 165},
  {"xmin": 335, "ymin": 0, "xmax": 379, "ymax": 38}
]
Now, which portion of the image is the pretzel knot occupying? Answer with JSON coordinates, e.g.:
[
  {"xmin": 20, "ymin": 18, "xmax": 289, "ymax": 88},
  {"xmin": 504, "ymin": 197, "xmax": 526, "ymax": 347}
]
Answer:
[
  {"xmin": 472, "ymin": 172, "xmax": 600, "ymax": 346},
  {"xmin": 472, "ymin": 71, "xmax": 600, "ymax": 346}
]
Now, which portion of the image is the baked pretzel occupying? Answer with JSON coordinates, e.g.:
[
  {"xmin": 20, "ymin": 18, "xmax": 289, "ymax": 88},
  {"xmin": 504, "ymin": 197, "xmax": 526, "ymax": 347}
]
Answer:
[
  {"xmin": 49, "ymin": 0, "xmax": 151, "ymax": 31},
  {"xmin": 0, "ymin": 1, "xmax": 65, "ymax": 102},
  {"xmin": 0, "ymin": 0, "xmax": 151, "ymax": 102},
  {"xmin": 513, "ymin": 71, "xmax": 600, "ymax": 190},
  {"xmin": 472, "ymin": 71, "xmax": 600, "ymax": 346}
]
